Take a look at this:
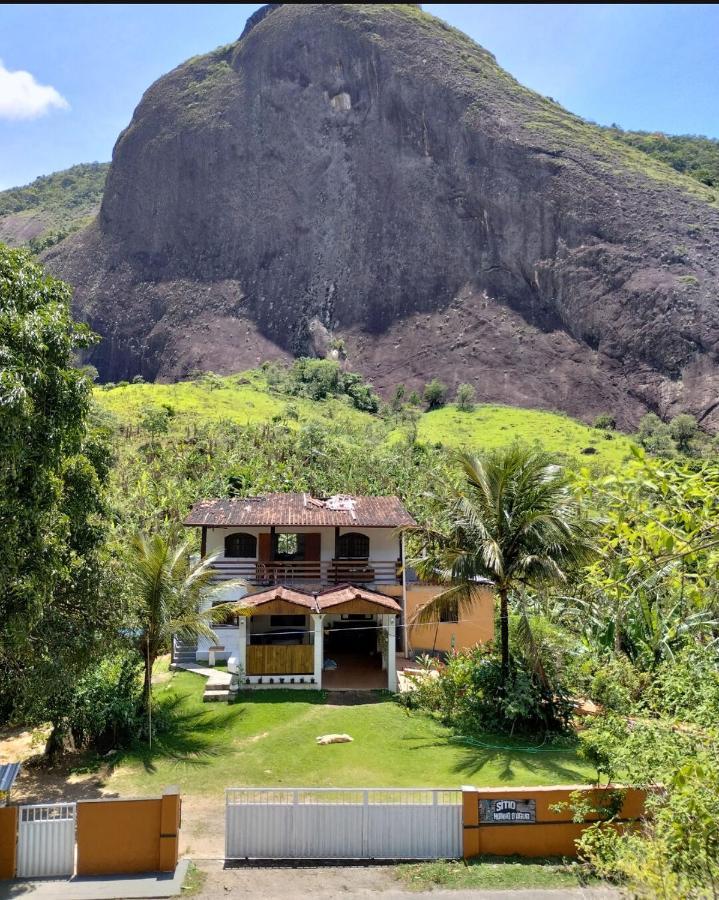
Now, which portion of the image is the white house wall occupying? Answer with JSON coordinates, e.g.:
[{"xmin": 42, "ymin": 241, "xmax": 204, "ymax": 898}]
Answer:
[{"xmin": 205, "ymin": 526, "xmax": 400, "ymax": 563}]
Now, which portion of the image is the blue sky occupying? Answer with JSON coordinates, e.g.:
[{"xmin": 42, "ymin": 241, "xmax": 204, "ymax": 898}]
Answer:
[{"xmin": 1, "ymin": 3, "xmax": 718, "ymax": 190}]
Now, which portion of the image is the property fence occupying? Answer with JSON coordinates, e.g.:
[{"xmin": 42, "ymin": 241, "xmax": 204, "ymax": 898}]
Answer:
[
  {"xmin": 0, "ymin": 789, "xmax": 180, "ymax": 881},
  {"xmin": 225, "ymin": 788, "xmax": 462, "ymax": 860}
]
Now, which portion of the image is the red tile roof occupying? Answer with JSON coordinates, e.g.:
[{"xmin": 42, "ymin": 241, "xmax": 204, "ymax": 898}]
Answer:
[
  {"xmin": 316, "ymin": 584, "xmax": 401, "ymax": 613},
  {"xmin": 242, "ymin": 585, "xmax": 318, "ymax": 610},
  {"xmin": 183, "ymin": 493, "xmax": 416, "ymax": 528},
  {"xmin": 240, "ymin": 584, "xmax": 401, "ymax": 614}
]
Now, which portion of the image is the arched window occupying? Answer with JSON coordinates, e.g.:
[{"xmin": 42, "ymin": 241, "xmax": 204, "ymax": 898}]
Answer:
[
  {"xmin": 224, "ymin": 532, "xmax": 257, "ymax": 558},
  {"xmin": 336, "ymin": 532, "xmax": 370, "ymax": 559}
]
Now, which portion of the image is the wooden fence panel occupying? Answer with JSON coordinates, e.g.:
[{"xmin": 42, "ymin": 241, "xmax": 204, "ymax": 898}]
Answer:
[{"xmin": 247, "ymin": 645, "xmax": 313, "ymax": 675}]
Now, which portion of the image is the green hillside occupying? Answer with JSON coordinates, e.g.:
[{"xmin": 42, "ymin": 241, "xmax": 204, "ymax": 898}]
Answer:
[
  {"xmin": 0, "ymin": 162, "xmax": 109, "ymax": 250},
  {"xmin": 94, "ymin": 370, "xmax": 635, "ymax": 468},
  {"xmin": 605, "ymin": 127, "xmax": 719, "ymax": 189}
]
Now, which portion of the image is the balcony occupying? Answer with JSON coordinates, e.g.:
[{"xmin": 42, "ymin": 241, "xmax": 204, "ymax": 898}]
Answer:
[{"xmin": 210, "ymin": 558, "xmax": 400, "ymax": 587}]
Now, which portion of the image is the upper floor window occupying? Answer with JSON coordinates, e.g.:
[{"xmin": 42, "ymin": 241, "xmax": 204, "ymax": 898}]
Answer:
[
  {"xmin": 336, "ymin": 532, "xmax": 370, "ymax": 559},
  {"xmin": 225, "ymin": 532, "xmax": 257, "ymax": 558},
  {"xmin": 274, "ymin": 533, "xmax": 304, "ymax": 560}
]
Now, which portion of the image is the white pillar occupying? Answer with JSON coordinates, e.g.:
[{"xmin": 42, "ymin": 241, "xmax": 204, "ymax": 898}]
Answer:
[
  {"xmin": 386, "ymin": 615, "xmax": 397, "ymax": 692},
  {"xmin": 237, "ymin": 616, "xmax": 247, "ymax": 675},
  {"xmin": 312, "ymin": 614, "xmax": 325, "ymax": 689}
]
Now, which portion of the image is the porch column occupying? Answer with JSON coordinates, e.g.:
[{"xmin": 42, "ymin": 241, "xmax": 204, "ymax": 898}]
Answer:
[
  {"xmin": 312, "ymin": 614, "xmax": 325, "ymax": 688},
  {"xmin": 385, "ymin": 615, "xmax": 397, "ymax": 692},
  {"xmin": 237, "ymin": 615, "xmax": 247, "ymax": 675}
]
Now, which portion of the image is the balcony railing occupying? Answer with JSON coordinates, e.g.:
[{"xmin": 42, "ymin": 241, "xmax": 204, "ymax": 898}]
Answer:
[{"xmin": 210, "ymin": 558, "xmax": 400, "ymax": 586}]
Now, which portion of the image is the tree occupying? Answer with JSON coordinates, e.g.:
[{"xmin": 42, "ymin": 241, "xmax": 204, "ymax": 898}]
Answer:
[
  {"xmin": 390, "ymin": 384, "xmax": 406, "ymax": 413},
  {"xmin": 125, "ymin": 533, "xmax": 248, "ymax": 713},
  {"xmin": 669, "ymin": 414, "xmax": 698, "ymax": 454},
  {"xmin": 0, "ymin": 247, "xmax": 114, "ymax": 750},
  {"xmin": 636, "ymin": 413, "xmax": 674, "ymax": 456},
  {"xmin": 423, "ymin": 378, "xmax": 447, "ymax": 411},
  {"xmin": 407, "ymin": 447, "xmax": 596, "ymax": 684},
  {"xmin": 455, "ymin": 383, "xmax": 476, "ymax": 412}
]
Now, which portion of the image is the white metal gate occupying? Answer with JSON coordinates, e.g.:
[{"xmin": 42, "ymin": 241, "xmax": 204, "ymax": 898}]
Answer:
[
  {"xmin": 226, "ymin": 789, "xmax": 462, "ymax": 860},
  {"xmin": 17, "ymin": 803, "xmax": 76, "ymax": 878}
]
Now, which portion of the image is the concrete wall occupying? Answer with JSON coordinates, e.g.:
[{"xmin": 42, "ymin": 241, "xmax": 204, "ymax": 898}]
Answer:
[
  {"xmin": 403, "ymin": 584, "xmax": 494, "ymax": 655},
  {"xmin": 76, "ymin": 789, "xmax": 180, "ymax": 876},
  {"xmin": 462, "ymin": 785, "xmax": 646, "ymax": 859},
  {"xmin": 0, "ymin": 807, "xmax": 17, "ymax": 880}
]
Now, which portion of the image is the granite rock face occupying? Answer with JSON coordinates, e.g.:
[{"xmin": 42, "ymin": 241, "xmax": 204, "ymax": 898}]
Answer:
[{"xmin": 46, "ymin": 4, "xmax": 719, "ymax": 427}]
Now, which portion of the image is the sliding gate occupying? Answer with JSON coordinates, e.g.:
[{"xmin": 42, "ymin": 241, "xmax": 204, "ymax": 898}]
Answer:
[{"xmin": 226, "ymin": 788, "xmax": 462, "ymax": 860}]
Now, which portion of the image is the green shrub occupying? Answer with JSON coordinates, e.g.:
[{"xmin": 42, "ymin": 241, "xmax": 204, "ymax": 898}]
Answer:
[
  {"xmin": 68, "ymin": 654, "xmax": 143, "ymax": 752},
  {"xmin": 455, "ymin": 383, "xmax": 476, "ymax": 412},
  {"xmin": 643, "ymin": 645, "xmax": 719, "ymax": 728},
  {"xmin": 593, "ymin": 413, "xmax": 616, "ymax": 431},
  {"xmin": 402, "ymin": 645, "xmax": 573, "ymax": 735},
  {"xmin": 423, "ymin": 378, "xmax": 447, "ymax": 411}
]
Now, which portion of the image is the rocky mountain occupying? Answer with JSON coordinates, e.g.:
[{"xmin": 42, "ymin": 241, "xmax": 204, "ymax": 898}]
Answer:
[
  {"xmin": 45, "ymin": 3, "xmax": 719, "ymax": 428},
  {"xmin": 0, "ymin": 163, "xmax": 108, "ymax": 250}
]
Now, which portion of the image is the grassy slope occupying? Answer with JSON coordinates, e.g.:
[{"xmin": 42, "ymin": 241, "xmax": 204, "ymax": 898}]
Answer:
[
  {"xmin": 106, "ymin": 672, "xmax": 595, "ymax": 797},
  {"xmin": 0, "ymin": 162, "xmax": 109, "ymax": 249},
  {"xmin": 94, "ymin": 371, "xmax": 637, "ymax": 468}
]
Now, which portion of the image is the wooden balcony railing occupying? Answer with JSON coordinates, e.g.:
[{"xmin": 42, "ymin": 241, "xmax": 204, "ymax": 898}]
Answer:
[
  {"xmin": 210, "ymin": 558, "xmax": 401, "ymax": 586},
  {"xmin": 328, "ymin": 559, "xmax": 375, "ymax": 584},
  {"xmin": 254, "ymin": 560, "xmax": 322, "ymax": 583},
  {"xmin": 246, "ymin": 644, "xmax": 313, "ymax": 675}
]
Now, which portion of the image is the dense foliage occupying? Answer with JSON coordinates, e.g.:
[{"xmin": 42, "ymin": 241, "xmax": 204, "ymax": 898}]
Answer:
[
  {"xmin": 606, "ymin": 127, "xmax": 719, "ymax": 187},
  {"xmin": 0, "ymin": 246, "xmax": 119, "ymax": 753},
  {"xmin": 265, "ymin": 358, "xmax": 381, "ymax": 412},
  {"xmin": 0, "ymin": 164, "xmax": 108, "ymax": 217}
]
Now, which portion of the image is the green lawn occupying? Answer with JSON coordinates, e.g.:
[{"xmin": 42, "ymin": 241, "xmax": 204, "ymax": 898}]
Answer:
[
  {"xmin": 105, "ymin": 671, "xmax": 596, "ymax": 798},
  {"xmin": 397, "ymin": 856, "xmax": 596, "ymax": 891}
]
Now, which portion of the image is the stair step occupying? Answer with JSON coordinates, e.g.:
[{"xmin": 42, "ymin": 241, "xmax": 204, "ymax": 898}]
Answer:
[{"xmin": 203, "ymin": 691, "xmax": 230, "ymax": 703}]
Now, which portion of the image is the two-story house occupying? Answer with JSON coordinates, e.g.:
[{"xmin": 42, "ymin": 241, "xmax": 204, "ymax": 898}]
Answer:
[{"xmin": 180, "ymin": 492, "xmax": 494, "ymax": 691}]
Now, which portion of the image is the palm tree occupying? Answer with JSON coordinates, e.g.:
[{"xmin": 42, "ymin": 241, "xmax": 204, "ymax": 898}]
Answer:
[
  {"xmin": 126, "ymin": 532, "xmax": 248, "ymax": 713},
  {"xmin": 406, "ymin": 446, "xmax": 596, "ymax": 684}
]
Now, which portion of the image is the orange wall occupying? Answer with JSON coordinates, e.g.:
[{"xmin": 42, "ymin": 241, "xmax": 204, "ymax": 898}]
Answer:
[
  {"xmin": 77, "ymin": 791, "xmax": 180, "ymax": 876},
  {"xmin": 0, "ymin": 807, "xmax": 17, "ymax": 880},
  {"xmin": 462, "ymin": 784, "xmax": 646, "ymax": 859},
  {"xmin": 404, "ymin": 584, "xmax": 494, "ymax": 654}
]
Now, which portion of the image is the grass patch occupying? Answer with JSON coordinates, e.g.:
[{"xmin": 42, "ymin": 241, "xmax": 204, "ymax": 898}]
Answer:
[
  {"xmin": 103, "ymin": 672, "xmax": 596, "ymax": 798},
  {"xmin": 95, "ymin": 371, "xmax": 636, "ymax": 469},
  {"xmin": 414, "ymin": 403, "xmax": 635, "ymax": 468},
  {"xmin": 181, "ymin": 861, "xmax": 207, "ymax": 895},
  {"xmin": 397, "ymin": 856, "xmax": 594, "ymax": 891}
]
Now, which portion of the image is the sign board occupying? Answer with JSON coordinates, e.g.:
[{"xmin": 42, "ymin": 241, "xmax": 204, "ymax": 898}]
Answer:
[{"xmin": 479, "ymin": 798, "xmax": 536, "ymax": 825}]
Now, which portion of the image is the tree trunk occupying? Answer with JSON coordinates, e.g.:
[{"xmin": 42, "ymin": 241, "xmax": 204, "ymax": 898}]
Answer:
[
  {"xmin": 142, "ymin": 651, "xmax": 155, "ymax": 715},
  {"xmin": 499, "ymin": 588, "xmax": 510, "ymax": 684},
  {"xmin": 45, "ymin": 722, "xmax": 75, "ymax": 763}
]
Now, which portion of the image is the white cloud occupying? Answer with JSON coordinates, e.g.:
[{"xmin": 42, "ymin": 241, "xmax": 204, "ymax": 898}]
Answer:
[{"xmin": 0, "ymin": 59, "xmax": 69, "ymax": 120}]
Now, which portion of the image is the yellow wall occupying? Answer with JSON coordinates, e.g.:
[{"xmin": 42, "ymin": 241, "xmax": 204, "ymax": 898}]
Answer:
[
  {"xmin": 77, "ymin": 790, "xmax": 180, "ymax": 876},
  {"xmin": 403, "ymin": 584, "xmax": 494, "ymax": 654},
  {"xmin": 0, "ymin": 807, "xmax": 17, "ymax": 880},
  {"xmin": 462, "ymin": 785, "xmax": 646, "ymax": 859}
]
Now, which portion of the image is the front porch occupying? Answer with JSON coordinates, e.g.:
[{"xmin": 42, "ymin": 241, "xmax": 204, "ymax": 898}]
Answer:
[{"xmin": 225, "ymin": 584, "xmax": 402, "ymax": 691}]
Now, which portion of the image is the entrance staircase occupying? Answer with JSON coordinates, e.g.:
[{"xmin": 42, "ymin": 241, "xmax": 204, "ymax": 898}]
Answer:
[{"xmin": 172, "ymin": 636, "xmax": 197, "ymax": 666}]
